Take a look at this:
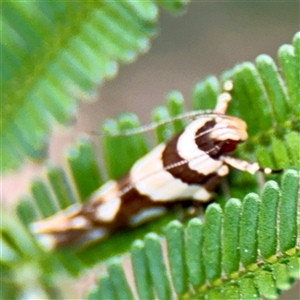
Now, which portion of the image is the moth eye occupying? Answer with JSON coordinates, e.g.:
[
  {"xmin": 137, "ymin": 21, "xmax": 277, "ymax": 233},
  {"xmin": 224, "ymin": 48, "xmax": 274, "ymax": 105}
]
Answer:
[{"xmin": 220, "ymin": 140, "xmax": 239, "ymax": 153}]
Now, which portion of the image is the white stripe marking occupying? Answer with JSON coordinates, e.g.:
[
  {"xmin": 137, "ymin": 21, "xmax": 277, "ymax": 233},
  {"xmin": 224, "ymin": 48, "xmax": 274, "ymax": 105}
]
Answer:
[
  {"xmin": 211, "ymin": 117, "xmax": 248, "ymax": 141},
  {"xmin": 130, "ymin": 207, "xmax": 167, "ymax": 226},
  {"xmin": 30, "ymin": 204, "xmax": 84, "ymax": 234},
  {"xmin": 188, "ymin": 152, "xmax": 223, "ymax": 175},
  {"xmin": 192, "ymin": 187, "xmax": 213, "ymax": 202},
  {"xmin": 150, "ymin": 178, "xmax": 189, "ymax": 200},
  {"xmin": 89, "ymin": 180, "xmax": 119, "ymax": 204},
  {"xmin": 177, "ymin": 117, "xmax": 223, "ymax": 175},
  {"xmin": 95, "ymin": 198, "xmax": 121, "ymax": 222},
  {"xmin": 84, "ymin": 228, "xmax": 108, "ymax": 242},
  {"xmin": 70, "ymin": 216, "xmax": 90, "ymax": 229},
  {"xmin": 177, "ymin": 118, "xmax": 210, "ymax": 160}
]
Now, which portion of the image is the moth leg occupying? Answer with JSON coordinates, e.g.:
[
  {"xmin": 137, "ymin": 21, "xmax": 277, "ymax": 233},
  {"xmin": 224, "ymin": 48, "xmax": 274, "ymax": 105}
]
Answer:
[
  {"xmin": 175, "ymin": 202, "xmax": 204, "ymax": 222},
  {"xmin": 221, "ymin": 156, "xmax": 282, "ymax": 174},
  {"xmin": 180, "ymin": 201, "xmax": 213, "ymax": 222},
  {"xmin": 191, "ymin": 201, "xmax": 211, "ymax": 217},
  {"xmin": 214, "ymin": 80, "xmax": 234, "ymax": 114}
]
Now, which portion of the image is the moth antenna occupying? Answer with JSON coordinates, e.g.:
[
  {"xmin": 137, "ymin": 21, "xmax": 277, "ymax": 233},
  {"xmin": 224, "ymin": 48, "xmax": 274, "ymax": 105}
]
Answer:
[
  {"xmin": 90, "ymin": 110, "xmax": 217, "ymax": 137},
  {"xmin": 193, "ymin": 114, "xmax": 243, "ymax": 141},
  {"xmin": 164, "ymin": 158, "xmax": 189, "ymax": 171},
  {"xmin": 194, "ymin": 125, "xmax": 222, "ymax": 140},
  {"xmin": 90, "ymin": 80, "xmax": 235, "ymax": 138},
  {"xmin": 104, "ymin": 80, "xmax": 234, "ymax": 136}
]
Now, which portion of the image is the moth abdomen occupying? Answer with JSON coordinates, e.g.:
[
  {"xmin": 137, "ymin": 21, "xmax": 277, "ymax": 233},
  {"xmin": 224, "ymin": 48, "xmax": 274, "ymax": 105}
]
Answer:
[
  {"xmin": 30, "ymin": 204, "xmax": 108, "ymax": 248},
  {"xmin": 31, "ymin": 178, "xmax": 169, "ymax": 249}
]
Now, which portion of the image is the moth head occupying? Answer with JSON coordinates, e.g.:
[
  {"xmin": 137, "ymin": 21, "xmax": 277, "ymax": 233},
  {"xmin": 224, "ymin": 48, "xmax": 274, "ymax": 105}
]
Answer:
[{"xmin": 195, "ymin": 115, "xmax": 248, "ymax": 157}]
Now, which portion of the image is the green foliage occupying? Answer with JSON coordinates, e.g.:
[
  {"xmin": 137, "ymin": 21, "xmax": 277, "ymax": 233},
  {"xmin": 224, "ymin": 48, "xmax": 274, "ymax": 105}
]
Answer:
[
  {"xmin": 2, "ymin": 0, "xmax": 188, "ymax": 173},
  {"xmin": 1, "ymin": 2, "xmax": 299, "ymax": 298},
  {"xmin": 88, "ymin": 170, "xmax": 299, "ymax": 300}
]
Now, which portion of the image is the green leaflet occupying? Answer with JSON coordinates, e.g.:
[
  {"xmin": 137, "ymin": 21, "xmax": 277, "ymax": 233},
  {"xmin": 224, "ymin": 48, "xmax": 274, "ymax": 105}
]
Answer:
[
  {"xmin": 223, "ymin": 198, "xmax": 241, "ymax": 276},
  {"xmin": 165, "ymin": 221, "xmax": 188, "ymax": 295},
  {"xmin": 131, "ymin": 240, "xmax": 154, "ymax": 300}
]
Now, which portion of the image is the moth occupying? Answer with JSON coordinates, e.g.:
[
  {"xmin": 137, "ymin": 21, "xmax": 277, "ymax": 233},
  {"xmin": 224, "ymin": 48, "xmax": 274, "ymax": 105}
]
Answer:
[{"xmin": 31, "ymin": 80, "xmax": 280, "ymax": 249}]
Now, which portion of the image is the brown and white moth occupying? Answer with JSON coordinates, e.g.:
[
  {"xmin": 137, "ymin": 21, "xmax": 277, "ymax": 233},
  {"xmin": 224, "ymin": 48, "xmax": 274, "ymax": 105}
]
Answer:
[{"xmin": 31, "ymin": 81, "xmax": 280, "ymax": 249}]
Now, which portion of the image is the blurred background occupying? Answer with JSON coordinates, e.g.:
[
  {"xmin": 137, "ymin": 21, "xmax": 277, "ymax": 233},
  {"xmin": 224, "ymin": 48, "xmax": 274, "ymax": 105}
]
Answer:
[{"xmin": 3, "ymin": 1, "xmax": 299, "ymax": 298}]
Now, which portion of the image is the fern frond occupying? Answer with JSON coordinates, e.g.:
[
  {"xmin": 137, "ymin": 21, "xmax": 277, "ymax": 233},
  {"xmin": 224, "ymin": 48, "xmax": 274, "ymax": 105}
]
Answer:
[{"xmin": 2, "ymin": 1, "xmax": 188, "ymax": 173}]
